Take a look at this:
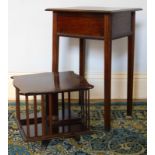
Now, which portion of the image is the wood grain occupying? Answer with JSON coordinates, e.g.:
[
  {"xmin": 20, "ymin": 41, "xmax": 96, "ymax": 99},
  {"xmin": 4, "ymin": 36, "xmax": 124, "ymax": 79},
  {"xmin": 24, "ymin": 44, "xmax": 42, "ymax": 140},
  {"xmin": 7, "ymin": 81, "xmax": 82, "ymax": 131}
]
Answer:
[
  {"xmin": 127, "ymin": 12, "xmax": 135, "ymax": 116},
  {"xmin": 104, "ymin": 14, "xmax": 112, "ymax": 131},
  {"xmin": 57, "ymin": 13, "xmax": 104, "ymax": 38}
]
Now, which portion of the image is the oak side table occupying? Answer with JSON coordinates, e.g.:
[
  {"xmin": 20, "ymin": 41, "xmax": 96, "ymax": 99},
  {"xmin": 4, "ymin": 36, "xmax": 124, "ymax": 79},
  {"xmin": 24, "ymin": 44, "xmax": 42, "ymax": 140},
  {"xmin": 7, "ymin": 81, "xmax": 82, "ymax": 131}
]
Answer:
[{"xmin": 45, "ymin": 7, "xmax": 142, "ymax": 131}]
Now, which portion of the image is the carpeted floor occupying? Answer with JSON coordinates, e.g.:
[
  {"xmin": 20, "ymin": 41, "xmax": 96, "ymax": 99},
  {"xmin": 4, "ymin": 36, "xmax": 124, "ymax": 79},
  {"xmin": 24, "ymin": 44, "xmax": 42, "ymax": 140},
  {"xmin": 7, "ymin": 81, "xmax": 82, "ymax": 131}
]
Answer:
[{"xmin": 8, "ymin": 101, "xmax": 147, "ymax": 155}]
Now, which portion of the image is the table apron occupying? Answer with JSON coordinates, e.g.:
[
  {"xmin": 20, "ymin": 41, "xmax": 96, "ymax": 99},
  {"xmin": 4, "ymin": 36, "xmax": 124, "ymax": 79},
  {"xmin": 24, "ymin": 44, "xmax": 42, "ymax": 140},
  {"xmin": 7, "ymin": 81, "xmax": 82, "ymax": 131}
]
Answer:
[{"xmin": 56, "ymin": 11, "xmax": 132, "ymax": 39}]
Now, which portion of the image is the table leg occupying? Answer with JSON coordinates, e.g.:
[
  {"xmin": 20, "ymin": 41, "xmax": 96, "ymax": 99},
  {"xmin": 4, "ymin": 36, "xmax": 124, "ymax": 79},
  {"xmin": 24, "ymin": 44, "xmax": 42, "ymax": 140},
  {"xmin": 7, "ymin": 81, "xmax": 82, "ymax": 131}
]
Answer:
[
  {"xmin": 52, "ymin": 12, "xmax": 59, "ymax": 72},
  {"xmin": 127, "ymin": 12, "xmax": 135, "ymax": 116},
  {"xmin": 104, "ymin": 15, "xmax": 112, "ymax": 131},
  {"xmin": 46, "ymin": 94, "xmax": 58, "ymax": 133},
  {"xmin": 79, "ymin": 38, "xmax": 86, "ymax": 77},
  {"xmin": 16, "ymin": 88, "xmax": 20, "ymax": 121},
  {"xmin": 79, "ymin": 38, "xmax": 86, "ymax": 106},
  {"xmin": 52, "ymin": 12, "xmax": 59, "ymax": 132}
]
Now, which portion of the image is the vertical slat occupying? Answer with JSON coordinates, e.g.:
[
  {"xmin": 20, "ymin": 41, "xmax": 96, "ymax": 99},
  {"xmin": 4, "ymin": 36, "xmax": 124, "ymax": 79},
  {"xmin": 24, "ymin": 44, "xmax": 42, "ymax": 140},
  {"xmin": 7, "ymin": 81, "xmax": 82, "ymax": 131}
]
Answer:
[
  {"xmin": 79, "ymin": 91, "xmax": 82, "ymax": 120},
  {"xmin": 83, "ymin": 90, "xmax": 85, "ymax": 129},
  {"xmin": 45, "ymin": 95, "xmax": 49, "ymax": 118},
  {"xmin": 62, "ymin": 92, "xmax": 65, "ymax": 132},
  {"xmin": 51, "ymin": 94, "xmax": 58, "ymax": 134},
  {"xmin": 79, "ymin": 91, "xmax": 81, "ymax": 106},
  {"xmin": 68, "ymin": 92, "xmax": 71, "ymax": 132},
  {"xmin": 88, "ymin": 90, "xmax": 90, "ymax": 129},
  {"xmin": 41, "ymin": 95, "xmax": 46, "ymax": 136},
  {"xmin": 79, "ymin": 90, "xmax": 84, "ymax": 128},
  {"xmin": 85, "ymin": 90, "xmax": 88, "ymax": 129},
  {"xmin": 16, "ymin": 88, "xmax": 20, "ymax": 121},
  {"xmin": 68, "ymin": 92, "xmax": 71, "ymax": 119},
  {"xmin": 25, "ymin": 95, "xmax": 30, "ymax": 137},
  {"xmin": 34, "ymin": 95, "xmax": 38, "ymax": 137},
  {"xmin": 48, "ymin": 94, "xmax": 52, "ymax": 135}
]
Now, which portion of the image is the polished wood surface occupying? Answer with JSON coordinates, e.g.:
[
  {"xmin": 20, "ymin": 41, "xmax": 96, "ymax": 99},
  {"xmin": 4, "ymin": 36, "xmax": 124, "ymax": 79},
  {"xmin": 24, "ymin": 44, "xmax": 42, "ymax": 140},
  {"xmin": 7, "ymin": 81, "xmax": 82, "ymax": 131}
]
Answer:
[
  {"xmin": 79, "ymin": 38, "xmax": 85, "ymax": 77},
  {"xmin": 104, "ymin": 15, "xmax": 112, "ymax": 131},
  {"xmin": 46, "ymin": 7, "xmax": 142, "ymax": 131},
  {"xmin": 127, "ymin": 12, "xmax": 135, "ymax": 116},
  {"xmin": 19, "ymin": 105, "xmax": 91, "ymax": 141},
  {"xmin": 13, "ymin": 71, "xmax": 93, "ymax": 141},
  {"xmin": 16, "ymin": 88, "xmax": 20, "ymax": 121},
  {"xmin": 52, "ymin": 12, "xmax": 59, "ymax": 72},
  {"xmin": 46, "ymin": 8, "xmax": 141, "ymax": 40},
  {"xmin": 12, "ymin": 71, "xmax": 93, "ymax": 95},
  {"xmin": 57, "ymin": 13, "xmax": 105, "ymax": 39},
  {"xmin": 45, "ymin": 6, "xmax": 142, "ymax": 13},
  {"xmin": 112, "ymin": 12, "xmax": 132, "ymax": 39}
]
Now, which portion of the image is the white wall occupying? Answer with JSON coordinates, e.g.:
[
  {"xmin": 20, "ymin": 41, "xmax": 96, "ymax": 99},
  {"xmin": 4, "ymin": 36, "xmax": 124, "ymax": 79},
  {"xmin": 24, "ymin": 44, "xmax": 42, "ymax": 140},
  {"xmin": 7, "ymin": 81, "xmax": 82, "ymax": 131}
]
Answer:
[{"xmin": 8, "ymin": 0, "xmax": 147, "ymax": 100}]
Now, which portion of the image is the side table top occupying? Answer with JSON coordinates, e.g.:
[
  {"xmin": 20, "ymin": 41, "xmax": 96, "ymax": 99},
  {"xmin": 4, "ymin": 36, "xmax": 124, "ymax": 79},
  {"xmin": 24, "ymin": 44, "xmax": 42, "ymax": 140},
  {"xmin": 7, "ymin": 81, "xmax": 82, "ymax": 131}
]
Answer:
[
  {"xmin": 12, "ymin": 71, "xmax": 93, "ymax": 95},
  {"xmin": 45, "ymin": 6, "xmax": 142, "ymax": 13}
]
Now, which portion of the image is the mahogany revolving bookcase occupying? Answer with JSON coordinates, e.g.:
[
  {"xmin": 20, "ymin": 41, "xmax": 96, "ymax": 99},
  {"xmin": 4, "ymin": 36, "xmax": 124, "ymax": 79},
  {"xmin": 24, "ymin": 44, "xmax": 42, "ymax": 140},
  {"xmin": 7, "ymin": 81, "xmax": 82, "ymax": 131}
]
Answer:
[{"xmin": 12, "ymin": 71, "xmax": 93, "ymax": 142}]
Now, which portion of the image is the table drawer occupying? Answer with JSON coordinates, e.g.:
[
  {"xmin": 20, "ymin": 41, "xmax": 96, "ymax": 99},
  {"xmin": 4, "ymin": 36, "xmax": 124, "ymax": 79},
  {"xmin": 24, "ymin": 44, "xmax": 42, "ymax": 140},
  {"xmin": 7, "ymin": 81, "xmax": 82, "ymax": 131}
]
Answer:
[{"xmin": 57, "ymin": 13, "xmax": 104, "ymax": 38}]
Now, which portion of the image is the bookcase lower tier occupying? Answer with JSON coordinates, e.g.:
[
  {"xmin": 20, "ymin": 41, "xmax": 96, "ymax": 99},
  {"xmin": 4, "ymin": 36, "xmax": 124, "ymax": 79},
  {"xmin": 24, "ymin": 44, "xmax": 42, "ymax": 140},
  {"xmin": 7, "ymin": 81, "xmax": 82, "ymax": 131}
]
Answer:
[{"xmin": 15, "ymin": 90, "xmax": 91, "ymax": 142}]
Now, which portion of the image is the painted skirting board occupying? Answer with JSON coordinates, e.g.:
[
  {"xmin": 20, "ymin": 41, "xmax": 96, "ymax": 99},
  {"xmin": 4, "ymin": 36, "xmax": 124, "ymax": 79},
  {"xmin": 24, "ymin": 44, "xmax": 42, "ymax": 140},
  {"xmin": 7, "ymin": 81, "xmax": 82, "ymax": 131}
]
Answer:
[{"xmin": 8, "ymin": 72, "xmax": 147, "ymax": 100}]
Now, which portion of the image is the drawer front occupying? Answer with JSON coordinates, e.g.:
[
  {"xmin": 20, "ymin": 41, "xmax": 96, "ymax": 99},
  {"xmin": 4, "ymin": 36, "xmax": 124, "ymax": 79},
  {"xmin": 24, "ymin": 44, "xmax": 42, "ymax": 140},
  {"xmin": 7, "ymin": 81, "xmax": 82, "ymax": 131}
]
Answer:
[{"xmin": 57, "ymin": 13, "xmax": 104, "ymax": 38}]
